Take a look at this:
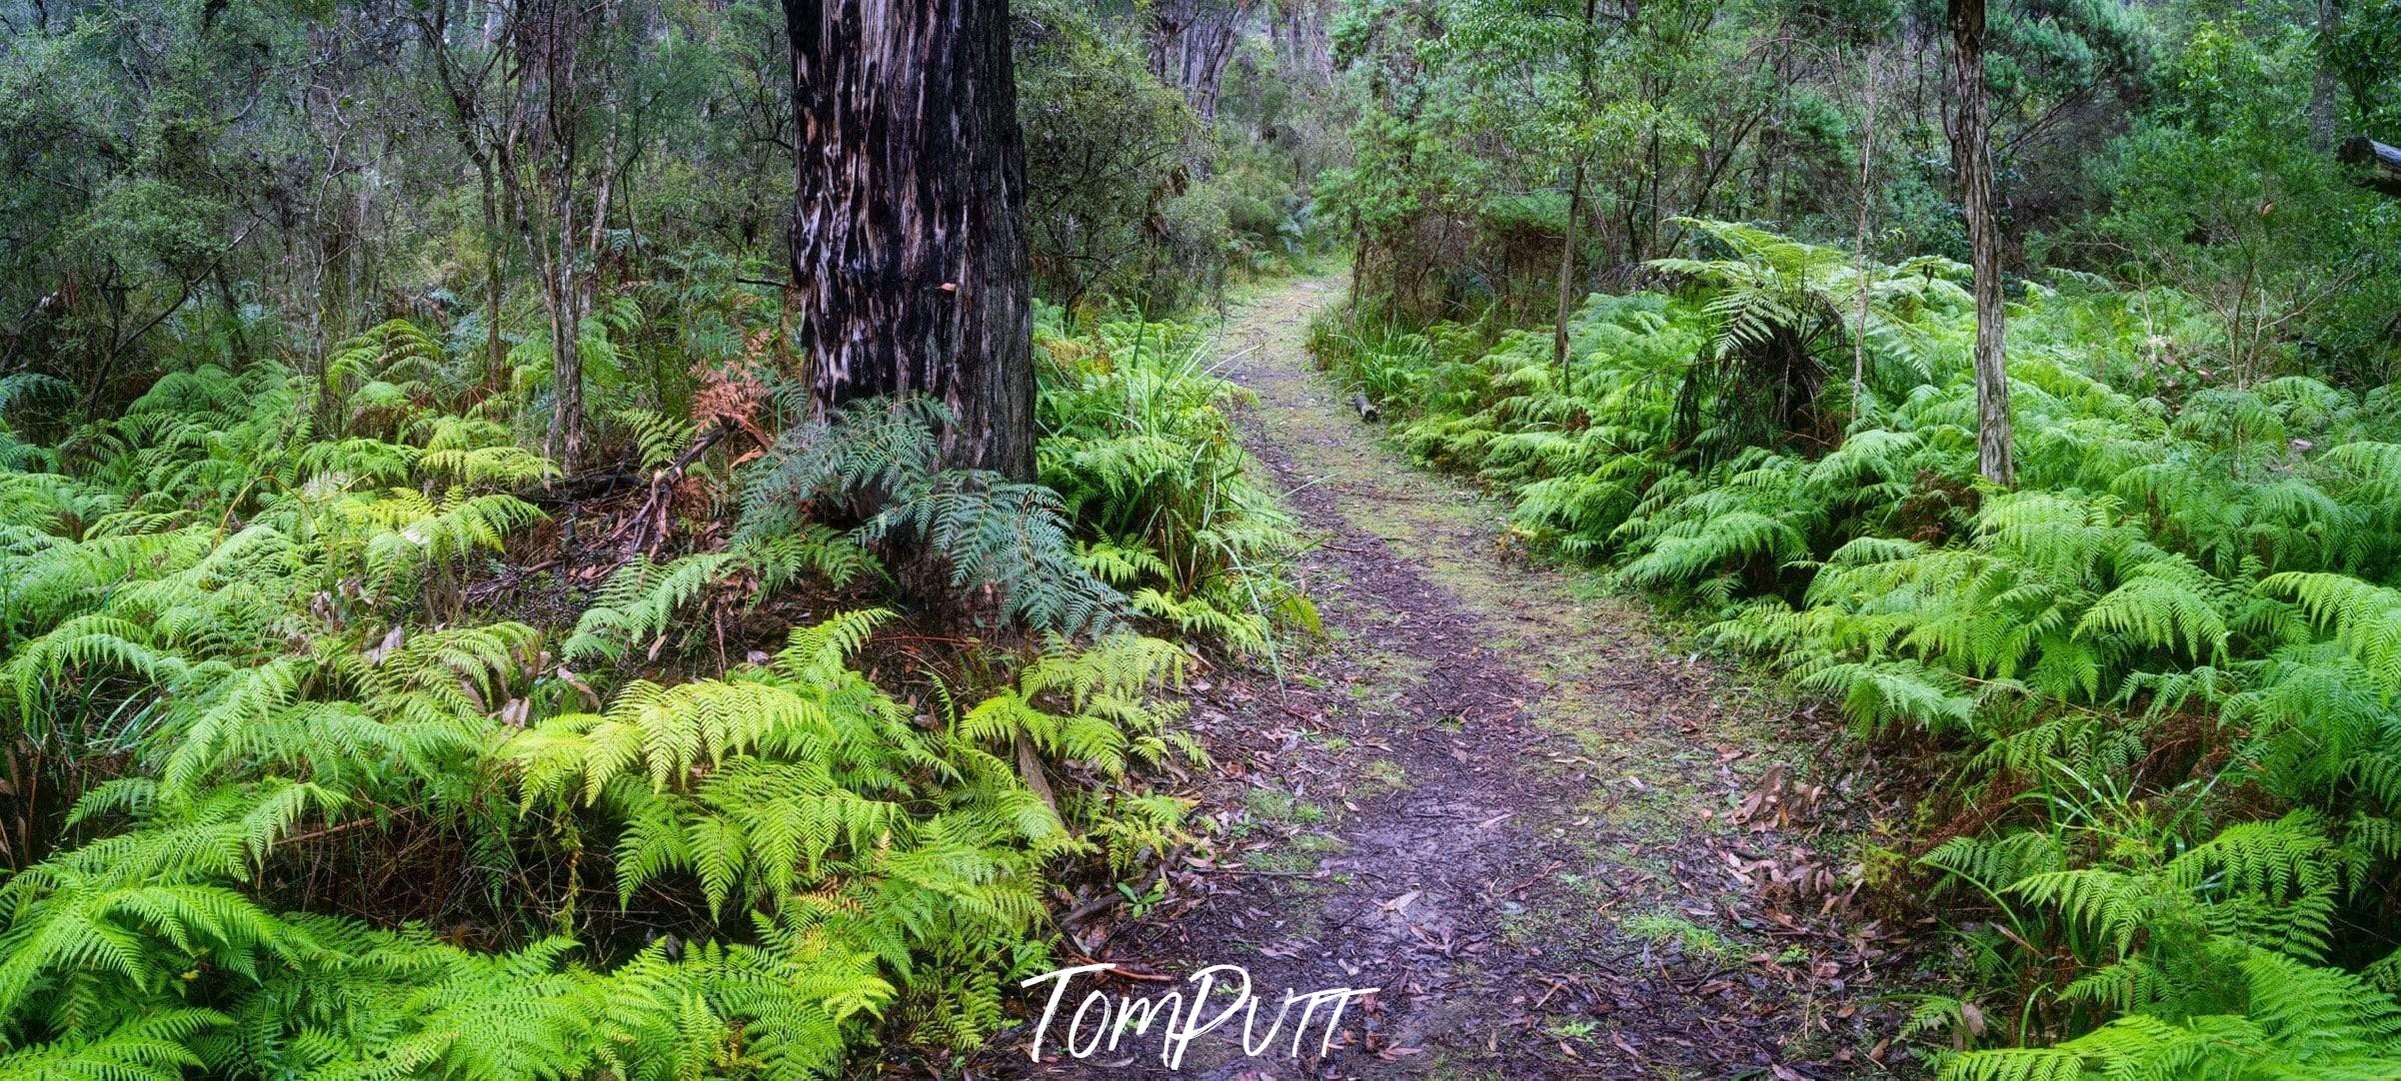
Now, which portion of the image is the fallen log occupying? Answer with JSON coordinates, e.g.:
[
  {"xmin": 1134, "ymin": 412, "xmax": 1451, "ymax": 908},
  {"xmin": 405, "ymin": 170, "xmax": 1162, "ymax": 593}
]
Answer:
[{"xmin": 2341, "ymin": 137, "xmax": 2401, "ymax": 197}]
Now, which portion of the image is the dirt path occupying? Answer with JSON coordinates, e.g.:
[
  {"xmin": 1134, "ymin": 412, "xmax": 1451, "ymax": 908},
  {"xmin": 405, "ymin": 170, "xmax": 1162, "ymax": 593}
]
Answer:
[{"xmin": 988, "ymin": 278, "xmax": 1919, "ymax": 1080}]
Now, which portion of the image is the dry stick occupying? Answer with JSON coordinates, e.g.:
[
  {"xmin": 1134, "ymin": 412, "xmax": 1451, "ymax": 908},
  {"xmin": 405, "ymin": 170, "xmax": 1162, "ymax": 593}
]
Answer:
[
  {"xmin": 618, "ymin": 421, "xmax": 730, "ymax": 556},
  {"xmin": 1059, "ymin": 889, "xmax": 1126, "ymax": 926},
  {"xmin": 1496, "ymin": 859, "xmax": 1566, "ymax": 897}
]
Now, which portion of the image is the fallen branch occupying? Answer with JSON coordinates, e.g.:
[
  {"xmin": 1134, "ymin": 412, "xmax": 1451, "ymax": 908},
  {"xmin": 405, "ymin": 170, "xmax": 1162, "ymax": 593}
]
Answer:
[{"xmin": 617, "ymin": 422, "xmax": 732, "ymax": 556}]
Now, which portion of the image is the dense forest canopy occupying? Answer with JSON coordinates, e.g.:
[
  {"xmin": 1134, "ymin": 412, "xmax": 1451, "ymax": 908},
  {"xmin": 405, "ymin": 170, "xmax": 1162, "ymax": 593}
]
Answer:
[{"xmin": 5, "ymin": 0, "xmax": 2401, "ymax": 1076}]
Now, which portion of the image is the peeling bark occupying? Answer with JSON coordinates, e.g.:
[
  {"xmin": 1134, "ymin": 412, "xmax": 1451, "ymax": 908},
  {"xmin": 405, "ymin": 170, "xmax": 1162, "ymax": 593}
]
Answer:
[{"xmin": 785, "ymin": 0, "xmax": 1035, "ymax": 480}]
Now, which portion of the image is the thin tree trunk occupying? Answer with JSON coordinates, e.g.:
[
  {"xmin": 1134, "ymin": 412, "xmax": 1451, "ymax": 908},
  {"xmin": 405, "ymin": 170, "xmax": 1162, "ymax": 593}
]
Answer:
[
  {"xmin": 1349, "ymin": 237, "xmax": 1367, "ymax": 312},
  {"xmin": 587, "ymin": 95, "xmax": 621, "ymax": 269},
  {"xmin": 1852, "ymin": 48, "xmax": 1878, "ymax": 416},
  {"xmin": 1146, "ymin": 0, "xmax": 1255, "ymax": 122},
  {"xmin": 1554, "ymin": 156, "xmax": 1586, "ymax": 376},
  {"xmin": 417, "ymin": 0, "xmax": 515, "ymax": 391},
  {"xmin": 2310, "ymin": 0, "xmax": 2339, "ymax": 151},
  {"xmin": 213, "ymin": 261, "xmax": 247, "ymax": 360},
  {"xmin": 1950, "ymin": 0, "xmax": 2013, "ymax": 486},
  {"xmin": 549, "ymin": 188, "xmax": 583, "ymax": 472},
  {"xmin": 1555, "ymin": 0, "xmax": 1598, "ymax": 379},
  {"xmin": 785, "ymin": 0, "xmax": 1035, "ymax": 480},
  {"xmin": 517, "ymin": 0, "xmax": 591, "ymax": 473},
  {"xmin": 480, "ymin": 167, "xmax": 506, "ymax": 385}
]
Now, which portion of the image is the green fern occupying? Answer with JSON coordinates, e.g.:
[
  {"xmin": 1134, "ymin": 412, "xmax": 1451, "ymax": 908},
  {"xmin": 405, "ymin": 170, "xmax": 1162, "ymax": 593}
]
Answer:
[{"xmin": 561, "ymin": 552, "xmax": 733, "ymax": 667}]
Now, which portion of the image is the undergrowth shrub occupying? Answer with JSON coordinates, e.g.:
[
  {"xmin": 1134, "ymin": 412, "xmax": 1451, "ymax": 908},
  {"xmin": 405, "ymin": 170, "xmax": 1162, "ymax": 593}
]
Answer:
[
  {"xmin": 0, "ymin": 305, "xmax": 1269, "ymax": 1075},
  {"xmin": 1034, "ymin": 306, "xmax": 1313, "ymax": 655}
]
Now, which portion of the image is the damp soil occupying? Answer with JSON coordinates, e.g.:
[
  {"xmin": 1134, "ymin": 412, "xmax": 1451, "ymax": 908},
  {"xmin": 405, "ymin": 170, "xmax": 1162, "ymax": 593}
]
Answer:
[{"xmin": 974, "ymin": 277, "xmax": 1935, "ymax": 1080}]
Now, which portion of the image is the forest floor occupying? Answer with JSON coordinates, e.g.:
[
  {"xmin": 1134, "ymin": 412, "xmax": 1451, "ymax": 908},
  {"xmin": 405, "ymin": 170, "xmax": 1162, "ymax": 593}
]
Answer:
[{"xmin": 981, "ymin": 277, "xmax": 1930, "ymax": 1080}]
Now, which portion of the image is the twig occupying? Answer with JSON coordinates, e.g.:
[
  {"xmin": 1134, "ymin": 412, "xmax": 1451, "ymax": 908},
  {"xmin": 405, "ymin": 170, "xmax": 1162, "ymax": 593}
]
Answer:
[
  {"xmin": 1059, "ymin": 891, "xmax": 1123, "ymax": 926},
  {"xmin": 1193, "ymin": 864, "xmax": 1384, "ymax": 880},
  {"xmin": 1496, "ymin": 859, "xmax": 1566, "ymax": 897},
  {"xmin": 624, "ymin": 422, "xmax": 731, "ymax": 555}
]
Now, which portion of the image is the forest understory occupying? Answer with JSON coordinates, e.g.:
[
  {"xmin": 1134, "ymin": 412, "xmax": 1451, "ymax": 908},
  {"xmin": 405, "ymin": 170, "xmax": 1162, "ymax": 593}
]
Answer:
[{"xmin": 987, "ymin": 278, "xmax": 1924, "ymax": 1080}]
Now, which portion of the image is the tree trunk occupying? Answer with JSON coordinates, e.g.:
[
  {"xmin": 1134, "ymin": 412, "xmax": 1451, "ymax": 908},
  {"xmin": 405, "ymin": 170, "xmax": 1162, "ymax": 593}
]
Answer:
[
  {"xmin": 785, "ymin": 0, "xmax": 1035, "ymax": 481},
  {"xmin": 1553, "ymin": 156, "xmax": 1585, "ymax": 376},
  {"xmin": 2342, "ymin": 137, "xmax": 2401, "ymax": 197},
  {"xmin": 520, "ymin": 0, "xmax": 589, "ymax": 474},
  {"xmin": 547, "ymin": 188, "xmax": 584, "ymax": 473},
  {"xmin": 1555, "ymin": 0, "xmax": 1598, "ymax": 378},
  {"xmin": 1275, "ymin": 0, "xmax": 1333, "ymax": 83},
  {"xmin": 1146, "ymin": 0, "xmax": 1254, "ymax": 122},
  {"xmin": 415, "ymin": 0, "xmax": 514, "ymax": 391},
  {"xmin": 1852, "ymin": 48, "xmax": 1878, "ymax": 415},
  {"xmin": 2310, "ymin": 0, "xmax": 2339, "ymax": 151},
  {"xmin": 479, "ymin": 167, "xmax": 506, "ymax": 387},
  {"xmin": 1950, "ymin": 0, "xmax": 2013, "ymax": 487}
]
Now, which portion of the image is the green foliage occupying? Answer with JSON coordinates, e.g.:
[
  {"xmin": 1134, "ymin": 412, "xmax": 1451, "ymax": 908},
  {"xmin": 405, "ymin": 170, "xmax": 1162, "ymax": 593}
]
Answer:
[
  {"xmin": 2078, "ymin": 20, "xmax": 2401, "ymax": 385},
  {"xmin": 1317, "ymin": 218, "xmax": 2401, "ymax": 1067},
  {"xmin": 1014, "ymin": 1, "xmax": 1204, "ymax": 309},
  {"xmin": 735, "ymin": 396, "xmax": 1127, "ymax": 639},
  {"xmin": 1, "ymin": 2, "xmax": 1311, "ymax": 1071},
  {"xmin": 1649, "ymin": 218, "xmax": 1969, "ymax": 452},
  {"xmin": 1325, "ymin": 0, "xmax": 2163, "ymax": 320},
  {"xmin": 958, "ymin": 632, "xmax": 1201, "ymax": 780},
  {"xmin": 1, "ymin": 329, "xmax": 1239, "ymax": 1073},
  {"xmin": 1036, "ymin": 311, "xmax": 1311, "ymax": 655},
  {"xmin": 562, "ymin": 552, "xmax": 735, "ymax": 667},
  {"xmin": 727, "ymin": 314, "xmax": 1306, "ymax": 654},
  {"xmin": 1940, "ymin": 950, "xmax": 2401, "ymax": 1080}
]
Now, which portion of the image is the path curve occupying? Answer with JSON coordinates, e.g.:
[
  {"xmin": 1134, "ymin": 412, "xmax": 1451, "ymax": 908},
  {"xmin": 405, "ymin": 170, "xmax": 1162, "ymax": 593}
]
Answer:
[{"xmin": 994, "ymin": 277, "xmax": 1914, "ymax": 1080}]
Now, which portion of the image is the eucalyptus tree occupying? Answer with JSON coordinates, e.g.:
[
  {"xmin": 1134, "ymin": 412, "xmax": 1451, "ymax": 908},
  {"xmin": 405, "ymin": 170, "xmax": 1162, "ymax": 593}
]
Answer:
[
  {"xmin": 783, "ymin": 0, "xmax": 1036, "ymax": 479},
  {"xmin": 1950, "ymin": 0, "xmax": 2013, "ymax": 485},
  {"xmin": 1144, "ymin": 0, "xmax": 1259, "ymax": 121}
]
